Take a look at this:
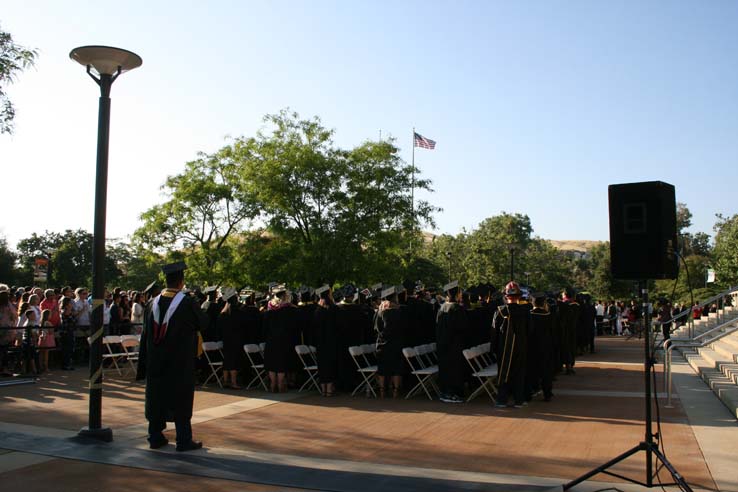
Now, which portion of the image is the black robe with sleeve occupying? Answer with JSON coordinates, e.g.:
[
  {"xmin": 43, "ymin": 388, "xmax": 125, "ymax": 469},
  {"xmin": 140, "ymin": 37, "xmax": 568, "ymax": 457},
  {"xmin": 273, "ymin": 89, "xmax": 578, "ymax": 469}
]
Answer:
[
  {"xmin": 435, "ymin": 301, "xmax": 468, "ymax": 397},
  {"xmin": 374, "ymin": 304, "xmax": 407, "ymax": 377},
  {"xmin": 314, "ymin": 303, "xmax": 339, "ymax": 383},
  {"xmin": 557, "ymin": 300, "xmax": 579, "ymax": 368},
  {"xmin": 263, "ymin": 304, "xmax": 300, "ymax": 373},
  {"xmin": 136, "ymin": 292, "xmax": 203, "ymax": 423},
  {"xmin": 492, "ymin": 303, "xmax": 529, "ymax": 385}
]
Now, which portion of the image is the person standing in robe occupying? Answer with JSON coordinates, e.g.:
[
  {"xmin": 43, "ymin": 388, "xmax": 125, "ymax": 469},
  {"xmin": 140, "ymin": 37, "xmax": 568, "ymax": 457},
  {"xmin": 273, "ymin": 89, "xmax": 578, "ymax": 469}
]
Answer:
[
  {"xmin": 436, "ymin": 281, "xmax": 468, "ymax": 403},
  {"xmin": 557, "ymin": 288, "xmax": 580, "ymax": 375},
  {"xmin": 527, "ymin": 293, "xmax": 555, "ymax": 402},
  {"xmin": 374, "ymin": 286, "xmax": 407, "ymax": 398},
  {"xmin": 136, "ymin": 261, "xmax": 204, "ymax": 452},
  {"xmin": 492, "ymin": 282, "xmax": 529, "ymax": 408},
  {"xmin": 314, "ymin": 285, "xmax": 339, "ymax": 396},
  {"xmin": 217, "ymin": 287, "xmax": 246, "ymax": 389},
  {"xmin": 262, "ymin": 285, "xmax": 300, "ymax": 393},
  {"xmin": 336, "ymin": 287, "xmax": 368, "ymax": 392}
]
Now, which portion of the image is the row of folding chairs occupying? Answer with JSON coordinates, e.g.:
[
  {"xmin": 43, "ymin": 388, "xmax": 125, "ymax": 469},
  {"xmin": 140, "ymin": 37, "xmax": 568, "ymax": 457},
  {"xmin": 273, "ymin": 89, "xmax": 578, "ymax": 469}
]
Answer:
[
  {"xmin": 202, "ymin": 341, "xmax": 269, "ymax": 390},
  {"xmin": 462, "ymin": 342, "xmax": 498, "ymax": 403},
  {"xmin": 402, "ymin": 344, "xmax": 440, "ymax": 400},
  {"xmin": 88, "ymin": 334, "xmax": 141, "ymax": 377}
]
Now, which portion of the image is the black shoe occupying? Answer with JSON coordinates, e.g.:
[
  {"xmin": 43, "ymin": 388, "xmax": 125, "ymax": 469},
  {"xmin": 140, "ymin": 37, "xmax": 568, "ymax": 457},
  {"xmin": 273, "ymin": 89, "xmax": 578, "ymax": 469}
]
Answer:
[
  {"xmin": 149, "ymin": 438, "xmax": 169, "ymax": 449},
  {"xmin": 176, "ymin": 440, "xmax": 203, "ymax": 452}
]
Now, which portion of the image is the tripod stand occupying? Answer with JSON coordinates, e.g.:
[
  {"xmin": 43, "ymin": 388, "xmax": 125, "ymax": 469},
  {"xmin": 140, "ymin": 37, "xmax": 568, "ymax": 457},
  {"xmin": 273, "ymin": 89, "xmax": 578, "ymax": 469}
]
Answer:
[{"xmin": 563, "ymin": 282, "xmax": 692, "ymax": 491}]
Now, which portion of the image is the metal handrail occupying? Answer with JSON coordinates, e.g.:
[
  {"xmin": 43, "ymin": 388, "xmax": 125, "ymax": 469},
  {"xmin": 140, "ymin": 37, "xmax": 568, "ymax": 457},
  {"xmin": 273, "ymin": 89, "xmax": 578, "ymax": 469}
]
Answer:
[{"xmin": 663, "ymin": 317, "xmax": 738, "ymax": 407}]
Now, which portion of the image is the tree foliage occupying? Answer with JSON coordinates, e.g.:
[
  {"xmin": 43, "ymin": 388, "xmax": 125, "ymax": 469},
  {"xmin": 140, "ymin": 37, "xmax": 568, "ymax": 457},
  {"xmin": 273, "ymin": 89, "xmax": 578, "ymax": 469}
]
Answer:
[
  {"xmin": 713, "ymin": 213, "xmax": 738, "ymax": 286},
  {"xmin": 0, "ymin": 25, "xmax": 37, "ymax": 134},
  {"xmin": 136, "ymin": 110, "xmax": 439, "ymax": 287}
]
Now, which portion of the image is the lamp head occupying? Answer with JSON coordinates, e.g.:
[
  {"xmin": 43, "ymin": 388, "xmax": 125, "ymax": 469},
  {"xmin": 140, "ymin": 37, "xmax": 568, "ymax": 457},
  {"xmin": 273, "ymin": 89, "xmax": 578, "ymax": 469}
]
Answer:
[{"xmin": 69, "ymin": 45, "xmax": 142, "ymax": 76}]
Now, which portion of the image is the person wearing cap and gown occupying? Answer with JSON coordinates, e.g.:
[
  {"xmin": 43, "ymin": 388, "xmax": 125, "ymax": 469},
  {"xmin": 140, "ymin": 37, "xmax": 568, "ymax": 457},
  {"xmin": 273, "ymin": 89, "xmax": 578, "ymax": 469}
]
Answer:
[
  {"xmin": 374, "ymin": 286, "xmax": 407, "ymax": 398},
  {"xmin": 136, "ymin": 262, "xmax": 204, "ymax": 452},
  {"xmin": 436, "ymin": 281, "xmax": 468, "ymax": 403},
  {"xmin": 557, "ymin": 288, "xmax": 580, "ymax": 375},
  {"xmin": 527, "ymin": 293, "xmax": 555, "ymax": 402},
  {"xmin": 262, "ymin": 285, "xmax": 300, "ymax": 393},
  {"xmin": 492, "ymin": 281, "xmax": 530, "ymax": 408},
  {"xmin": 335, "ymin": 286, "xmax": 368, "ymax": 392},
  {"xmin": 312, "ymin": 285, "xmax": 339, "ymax": 396},
  {"xmin": 217, "ymin": 287, "xmax": 247, "ymax": 389}
]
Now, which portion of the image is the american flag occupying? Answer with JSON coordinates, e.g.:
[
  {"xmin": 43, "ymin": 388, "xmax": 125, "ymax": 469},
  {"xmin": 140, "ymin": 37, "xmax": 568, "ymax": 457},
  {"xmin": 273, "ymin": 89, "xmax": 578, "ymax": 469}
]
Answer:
[{"xmin": 414, "ymin": 132, "xmax": 436, "ymax": 150}]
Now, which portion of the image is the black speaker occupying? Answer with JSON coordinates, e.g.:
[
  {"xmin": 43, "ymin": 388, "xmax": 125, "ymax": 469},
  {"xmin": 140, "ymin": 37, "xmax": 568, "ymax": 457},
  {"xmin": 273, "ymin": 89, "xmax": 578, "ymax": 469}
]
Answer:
[{"xmin": 608, "ymin": 181, "xmax": 678, "ymax": 280}]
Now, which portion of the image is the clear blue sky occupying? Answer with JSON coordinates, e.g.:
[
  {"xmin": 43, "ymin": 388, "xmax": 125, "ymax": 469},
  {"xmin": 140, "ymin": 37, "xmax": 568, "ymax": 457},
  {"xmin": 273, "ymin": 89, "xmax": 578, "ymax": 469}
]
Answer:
[{"xmin": 2, "ymin": 1, "xmax": 737, "ymax": 248}]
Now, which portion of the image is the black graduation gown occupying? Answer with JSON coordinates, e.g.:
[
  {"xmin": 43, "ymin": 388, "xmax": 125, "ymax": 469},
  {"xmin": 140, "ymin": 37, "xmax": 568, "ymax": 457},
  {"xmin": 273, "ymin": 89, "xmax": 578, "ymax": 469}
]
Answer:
[
  {"xmin": 240, "ymin": 305, "xmax": 263, "ymax": 345},
  {"xmin": 263, "ymin": 304, "xmax": 300, "ymax": 373},
  {"xmin": 137, "ymin": 293, "xmax": 203, "ymax": 423},
  {"xmin": 218, "ymin": 308, "xmax": 247, "ymax": 371},
  {"xmin": 374, "ymin": 304, "xmax": 407, "ymax": 377},
  {"xmin": 315, "ymin": 304, "xmax": 339, "ymax": 383},
  {"xmin": 557, "ymin": 301, "xmax": 579, "ymax": 367},
  {"xmin": 435, "ymin": 301, "xmax": 468, "ymax": 396},
  {"xmin": 528, "ymin": 307, "xmax": 554, "ymax": 397},
  {"xmin": 298, "ymin": 302, "xmax": 318, "ymax": 346},
  {"xmin": 493, "ymin": 303, "xmax": 529, "ymax": 385},
  {"xmin": 336, "ymin": 301, "xmax": 370, "ymax": 391}
]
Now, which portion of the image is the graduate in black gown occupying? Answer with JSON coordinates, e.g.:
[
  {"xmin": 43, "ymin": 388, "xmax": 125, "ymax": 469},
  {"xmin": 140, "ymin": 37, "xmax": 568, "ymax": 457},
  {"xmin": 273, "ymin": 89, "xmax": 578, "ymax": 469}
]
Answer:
[
  {"xmin": 314, "ymin": 284, "xmax": 339, "ymax": 396},
  {"xmin": 217, "ymin": 287, "xmax": 246, "ymax": 389},
  {"xmin": 557, "ymin": 288, "xmax": 580, "ymax": 375},
  {"xmin": 263, "ymin": 285, "xmax": 300, "ymax": 392},
  {"xmin": 374, "ymin": 285, "xmax": 407, "ymax": 398},
  {"xmin": 436, "ymin": 281, "xmax": 468, "ymax": 403},
  {"xmin": 335, "ymin": 286, "xmax": 370, "ymax": 392},
  {"xmin": 492, "ymin": 281, "xmax": 530, "ymax": 408},
  {"xmin": 527, "ymin": 292, "xmax": 555, "ymax": 402},
  {"xmin": 136, "ymin": 261, "xmax": 204, "ymax": 452}
]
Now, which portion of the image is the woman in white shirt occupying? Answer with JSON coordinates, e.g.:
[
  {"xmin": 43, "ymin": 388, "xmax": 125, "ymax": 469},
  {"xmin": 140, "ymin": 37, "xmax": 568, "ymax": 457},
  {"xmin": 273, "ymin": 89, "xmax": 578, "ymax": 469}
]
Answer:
[{"xmin": 130, "ymin": 292, "xmax": 145, "ymax": 334}]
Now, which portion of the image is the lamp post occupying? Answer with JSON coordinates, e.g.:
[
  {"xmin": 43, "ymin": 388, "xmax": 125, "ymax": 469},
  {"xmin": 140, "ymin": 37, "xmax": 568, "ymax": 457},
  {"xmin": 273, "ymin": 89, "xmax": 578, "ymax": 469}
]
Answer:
[
  {"xmin": 445, "ymin": 251, "xmax": 452, "ymax": 283},
  {"xmin": 70, "ymin": 46, "xmax": 142, "ymax": 442}
]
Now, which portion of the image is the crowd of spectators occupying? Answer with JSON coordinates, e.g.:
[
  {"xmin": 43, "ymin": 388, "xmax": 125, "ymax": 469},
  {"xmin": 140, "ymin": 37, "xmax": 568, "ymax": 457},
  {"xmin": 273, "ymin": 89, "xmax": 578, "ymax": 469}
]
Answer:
[{"xmin": 0, "ymin": 283, "xmax": 146, "ymax": 376}]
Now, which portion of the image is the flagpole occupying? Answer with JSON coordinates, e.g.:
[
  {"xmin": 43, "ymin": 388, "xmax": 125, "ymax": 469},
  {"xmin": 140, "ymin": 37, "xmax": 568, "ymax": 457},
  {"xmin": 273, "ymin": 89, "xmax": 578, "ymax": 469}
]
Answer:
[
  {"xmin": 411, "ymin": 127, "xmax": 415, "ymax": 251},
  {"xmin": 411, "ymin": 127, "xmax": 415, "ymax": 220}
]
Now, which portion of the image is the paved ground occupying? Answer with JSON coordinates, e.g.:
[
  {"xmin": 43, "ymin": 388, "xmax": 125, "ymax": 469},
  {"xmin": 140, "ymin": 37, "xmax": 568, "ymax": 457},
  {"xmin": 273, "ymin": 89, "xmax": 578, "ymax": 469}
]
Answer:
[{"xmin": 0, "ymin": 336, "xmax": 735, "ymax": 491}]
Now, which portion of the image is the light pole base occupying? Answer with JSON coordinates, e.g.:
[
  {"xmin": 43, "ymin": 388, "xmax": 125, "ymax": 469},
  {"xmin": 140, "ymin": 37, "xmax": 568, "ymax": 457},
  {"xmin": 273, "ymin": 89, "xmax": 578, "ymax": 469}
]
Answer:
[{"xmin": 77, "ymin": 426, "xmax": 113, "ymax": 443}]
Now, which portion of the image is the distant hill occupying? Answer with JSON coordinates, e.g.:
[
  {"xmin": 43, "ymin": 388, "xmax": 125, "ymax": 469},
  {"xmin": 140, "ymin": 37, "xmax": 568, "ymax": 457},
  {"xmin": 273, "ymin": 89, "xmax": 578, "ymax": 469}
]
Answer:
[{"xmin": 549, "ymin": 240, "xmax": 603, "ymax": 253}]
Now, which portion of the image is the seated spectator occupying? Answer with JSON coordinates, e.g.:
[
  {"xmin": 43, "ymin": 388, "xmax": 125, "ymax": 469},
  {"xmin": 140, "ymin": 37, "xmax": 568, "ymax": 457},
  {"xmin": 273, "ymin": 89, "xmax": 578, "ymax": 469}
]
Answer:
[{"xmin": 38, "ymin": 309, "xmax": 56, "ymax": 372}]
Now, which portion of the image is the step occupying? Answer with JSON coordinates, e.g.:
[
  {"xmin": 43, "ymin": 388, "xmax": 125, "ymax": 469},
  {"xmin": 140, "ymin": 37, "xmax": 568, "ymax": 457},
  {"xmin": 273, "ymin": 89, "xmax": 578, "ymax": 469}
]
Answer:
[
  {"xmin": 721, "ymin": 334, "xmax": 738, "ymax": 351},
  {"xmin": 711, "ymin": 340, "xmax": 738, "ymax": 362},
  {"xmin": 697, "ymin": 347, "xmax": 733, "ymax": 367},
  {"xmin": 717, "ymin": 362, "xmax": 738, "ymax": 384},
  {"xmin": 681, "ymin": 348, "xmax": 738, "ymax": 419}
]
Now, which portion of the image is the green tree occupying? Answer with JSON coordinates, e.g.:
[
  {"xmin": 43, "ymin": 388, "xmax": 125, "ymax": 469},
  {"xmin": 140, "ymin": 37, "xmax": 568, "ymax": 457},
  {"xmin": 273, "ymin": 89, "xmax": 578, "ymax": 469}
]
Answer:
[
  {"xmin": 0, "ymin": 236, "xmax": 20, "ymax": 285},
  {"xmin": 16, "ymin": 230, "xmax": 122, "ymax": 287},
  {"xmin": 1, "ymin": 25, "xmax": 37, "ymax": 134},
  {"xmin": 135, "ymin": 149, "xmax": 257, "ymax": 286},
  {"xmin": 713, "ymin": 213, "xmax": 738, "ymax": 286}
]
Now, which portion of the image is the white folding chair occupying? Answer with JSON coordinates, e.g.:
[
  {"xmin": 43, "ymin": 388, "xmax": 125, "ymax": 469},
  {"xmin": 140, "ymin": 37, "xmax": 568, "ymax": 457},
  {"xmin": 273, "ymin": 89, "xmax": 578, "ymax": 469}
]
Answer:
[
  {"xmin": 402, "ymin": 346, "xmax": 439, "ymax": 400},
  {"xmin": 119, "ymin": 334, "xmax": 140, "ymax": 376},
  {"xmin": 348, "ymin": 345, "xmax": 378, "ymax": 397},
  {"xmin": 295, "ymin": 344, "xmax": 322, "ymax": 394},
  {"xmin": 463, "ymin": 346, "xmax": 498, "ymax": 403},
  {"xmin": 201, "ymin": 341, "xmax": 224, "ymax": 388},
  {"xmin": 360, "ymin": 344, "xmax": 377, "ymax": 367},
  {"xmin": 259, "ymin": 342, "xmax": 266, "ymax": 355},
  {"xmin": 88, "ymin": 335, "xmax": 125, "ymax": 376},
  {"xmin": 243, "ymin": 344, "xmax": 268, "ymax": 390}
]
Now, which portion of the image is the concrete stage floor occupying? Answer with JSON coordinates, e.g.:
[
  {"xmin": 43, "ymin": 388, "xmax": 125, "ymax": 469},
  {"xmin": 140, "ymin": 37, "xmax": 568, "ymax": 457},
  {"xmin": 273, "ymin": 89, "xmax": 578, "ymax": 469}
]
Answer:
[{"xmin": 1, "ymin": 336, "xmax": 736, "ymax": 491}]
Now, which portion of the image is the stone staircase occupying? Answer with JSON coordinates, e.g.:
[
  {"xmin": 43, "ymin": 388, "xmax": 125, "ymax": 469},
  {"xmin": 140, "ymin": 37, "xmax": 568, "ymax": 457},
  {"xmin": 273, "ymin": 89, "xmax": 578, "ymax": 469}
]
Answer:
[{"xmin": 673, "ymin": 303, "xmax": 738, "ymax": 419}]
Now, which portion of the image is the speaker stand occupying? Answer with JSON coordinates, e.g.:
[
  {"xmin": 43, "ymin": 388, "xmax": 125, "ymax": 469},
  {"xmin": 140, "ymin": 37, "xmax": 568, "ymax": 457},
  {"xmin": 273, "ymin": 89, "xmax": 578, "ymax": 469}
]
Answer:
[{"xmin": 562, "ymin": 281, "xmax": 692, "ymax": 491}]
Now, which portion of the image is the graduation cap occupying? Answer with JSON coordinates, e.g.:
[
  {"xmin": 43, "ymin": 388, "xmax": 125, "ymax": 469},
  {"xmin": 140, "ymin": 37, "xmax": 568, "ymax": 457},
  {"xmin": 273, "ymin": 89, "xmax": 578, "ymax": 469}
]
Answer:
[
  {"xmin": 381, "ymin": 286, "xmax": 397, "ymax": 299},
  {"xmin": 272, "ymin": 284, "xmax": 287, "ymax": 295},
  {"xmin": 203, "ymin": 285, "xmax": 218, "ymax": 295},
  {"xmin": 315, "ymin": 284, "xmax": 330, "ymax": 296},
  {"xmin": 443, "ymin": 280, "xmax": 459, "ymax": 293},
  {"xmin": 143, "ymin": 281, "xmax": 159, "ymax": 295},
  {"xmin": 161, "ymin": 261, "xmax": 186, "ymax": 275},
  {"xmin": 371, "ymin": 283, "xmax": 383, "ymax": 291},
  {"xmin": 220, "ymin": 287, "xmax": 237, "ymax": 301}
]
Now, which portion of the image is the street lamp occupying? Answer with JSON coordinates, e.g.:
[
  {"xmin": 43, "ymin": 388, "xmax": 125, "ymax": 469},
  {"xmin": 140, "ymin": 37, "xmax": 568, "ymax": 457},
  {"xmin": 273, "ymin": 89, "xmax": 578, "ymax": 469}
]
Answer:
[
  {"xmin": 70, "ymin": 45, "xmax": 142, "ymax": 443},
  {"xmin": 508, "ymin": 245, "xmax": 515, "ymax": 281}
]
